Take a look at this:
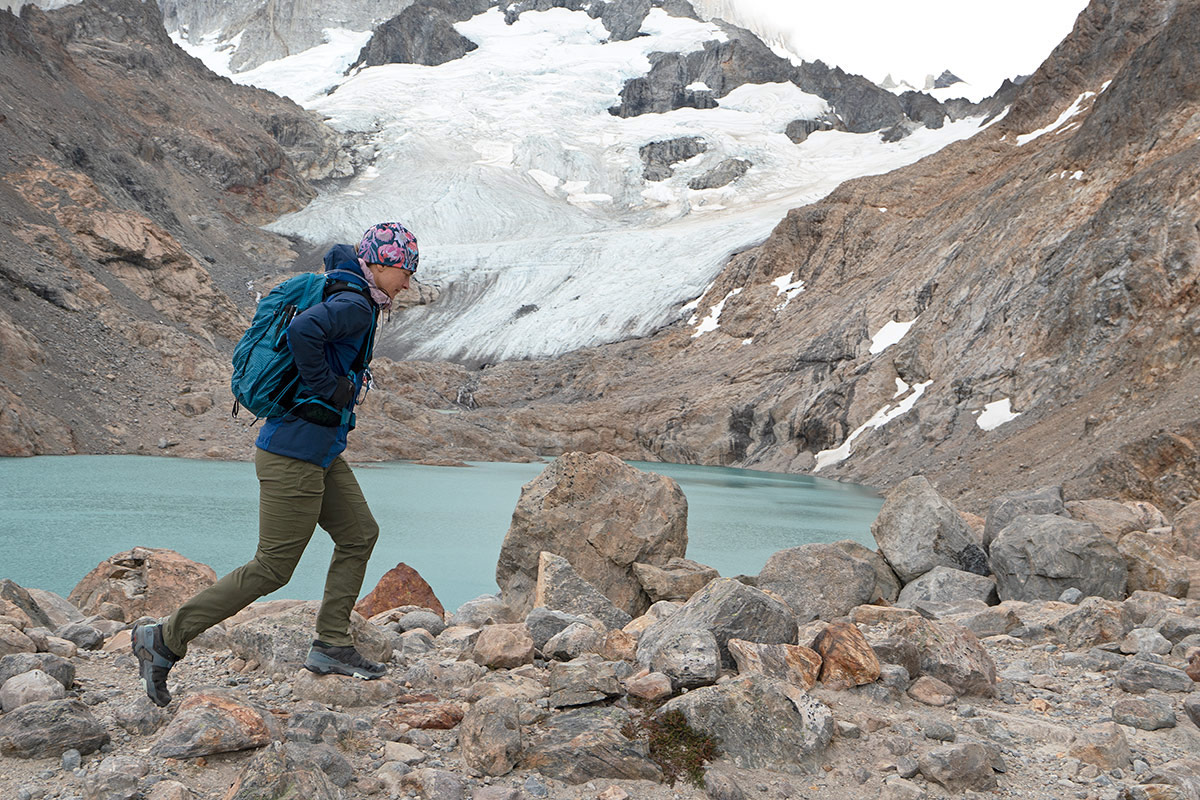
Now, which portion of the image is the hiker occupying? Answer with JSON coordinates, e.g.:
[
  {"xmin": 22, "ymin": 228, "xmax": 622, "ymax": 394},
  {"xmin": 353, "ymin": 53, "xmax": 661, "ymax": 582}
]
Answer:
[{"xmin": 132, "ymin": 222, "xmax": 419, "ymax": 707}]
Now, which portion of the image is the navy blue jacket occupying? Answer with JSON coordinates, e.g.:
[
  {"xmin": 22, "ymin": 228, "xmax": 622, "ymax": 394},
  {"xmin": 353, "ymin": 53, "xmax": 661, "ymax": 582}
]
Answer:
[{"xmin": 256, "ymin": 245, "xmax": 377, "ymax": 467}]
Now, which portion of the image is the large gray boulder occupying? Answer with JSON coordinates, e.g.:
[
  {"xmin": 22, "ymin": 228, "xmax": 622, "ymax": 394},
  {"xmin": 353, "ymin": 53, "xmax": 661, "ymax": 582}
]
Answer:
[
  {"xmin": 657, "ymin": 674, "xmax": 833, "ymax": 773},
  {"xmin": 497, "ymin": 453, "xmax": 688, "ymax": 618},
  {"xmin": 853, "ymin": 607, "xmax": 996, "ymax": 696},
  {"xmin": 756, "ymin": 544, "xmax": 877, "ymax": 622},
  {"xmin": 833, "ymin": 541, "xmax": 901, "ymax": 604},
  {"xmin": 871, "ymin": 476, "xmax": 988, "ymax": 583},
  {"xmin": 522, "ymin": 707, "xmax": 661, "ymax": 784},
  {"xmin": 632, "ymin": 557, "xmax": 718, "ymax": 603},
  {"xmin": 0, "ymin": 699, "xmax": 109, "ymax": 758},
  {"xmin": 984, "ymin": 486, "xmax": 1065, "ymax": 549},
  {"xmin": 990, "ymin": 515, "xmax": 1128, "ymax": 602},
  {"xmin": 636, "ymin": 578, "xmax": 797, "ymax": 670},
  {"xmin": 897, "ymin": 566, "xmax": 998, "ymax": 614},
  {"xmin": 1065, "ymin": 499, "xmax": 1144, "ymax": 541}
]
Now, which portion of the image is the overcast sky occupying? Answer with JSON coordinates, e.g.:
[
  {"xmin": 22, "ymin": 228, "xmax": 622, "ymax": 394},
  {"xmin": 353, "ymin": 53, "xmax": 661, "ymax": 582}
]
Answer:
[{"xmin": 694, "ymin": 0, "xmax": 1091, "ymax": 95}]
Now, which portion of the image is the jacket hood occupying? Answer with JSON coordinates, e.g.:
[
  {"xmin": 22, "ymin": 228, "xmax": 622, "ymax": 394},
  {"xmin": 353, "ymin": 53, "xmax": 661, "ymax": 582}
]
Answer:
[{"xmin": 323, "ymin": 244, "xmax": 366, "ymax": 280}]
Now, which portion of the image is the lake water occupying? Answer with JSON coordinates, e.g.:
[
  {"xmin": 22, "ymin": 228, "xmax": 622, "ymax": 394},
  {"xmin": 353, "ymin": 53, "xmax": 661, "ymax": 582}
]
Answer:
[{"xmin": 0, "ymin": 456, "xmax": 882, "ymax": 614}]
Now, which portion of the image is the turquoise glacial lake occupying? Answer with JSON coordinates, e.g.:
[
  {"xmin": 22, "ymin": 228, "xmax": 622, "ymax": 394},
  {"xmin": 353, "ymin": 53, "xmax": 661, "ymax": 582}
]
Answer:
[{"xmin": 0, "ymin": 456, "xmax": 882, "ymax": 614}]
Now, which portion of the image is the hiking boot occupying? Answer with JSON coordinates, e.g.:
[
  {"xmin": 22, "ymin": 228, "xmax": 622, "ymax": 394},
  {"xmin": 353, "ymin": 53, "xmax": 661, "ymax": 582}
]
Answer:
[
  {"xmin": 304, "ymin": 640, "xmax": 387, "ymax": 680},
  {"xmin": 132, "ymin": 622, "xmax": 179, "ymax": 707}
]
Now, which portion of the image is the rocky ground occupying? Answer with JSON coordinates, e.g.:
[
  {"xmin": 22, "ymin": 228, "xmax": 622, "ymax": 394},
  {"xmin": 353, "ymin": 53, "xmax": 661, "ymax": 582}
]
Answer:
[{"xmin": 2, "ymin": 454, "xmax": 1200, "ymax": 800}]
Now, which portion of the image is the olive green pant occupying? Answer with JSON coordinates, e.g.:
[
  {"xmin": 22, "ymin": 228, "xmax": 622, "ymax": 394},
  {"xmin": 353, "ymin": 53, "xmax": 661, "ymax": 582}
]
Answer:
[{"xmin": 163, "ymin": 449, "xmax": 380, "ymax": 658}]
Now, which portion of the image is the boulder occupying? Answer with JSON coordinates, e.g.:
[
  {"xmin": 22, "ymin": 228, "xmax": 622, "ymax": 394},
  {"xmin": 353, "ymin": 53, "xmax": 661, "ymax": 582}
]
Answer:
[
  {"xmin": 1113, "ymin": 697, "xmax": 1177, "ymax": 730},
  {"xmin": 990, "ymin": 514, "xmax": 1127, "ymax": 601},
  {"xmin": 897, "ymin": 566, "xmax": 998, "ymax": 613},
  {"xmin": 648, "ymin": 629, "xmax": 720, "ymax": 689},
  {"xmin": 632, "ymin": 557, "xmax": 718, "ymax": 603},
  {"xmin": 228, "ymin": 601, "xmax": 392, "ymax": 672},
  {"xmin": 0, "ymin": 668, "xmax": 65, "ymax": 712},
  {"xmin": 756, "ymin": 544, "xmax": 877, "ymax": 622},
  {"xmin": 112, "ymin": 694, "xmax": 170, "ymax": 736},
  {"xmin": 355, "ymin": 563, "xmax": 445, "ymax": 619},
  {"xmin": 24, "ymin": 588, "xmax": 83, "ymax": 629},
  {"xmin": 1119, "ymin": 531, "xmax": 1190, "ymax": 597},
  {"xmin": 449, "ymin": 595, "xmax": 516, "ymax": 628},
  {"xmin": 1144, "ymin": 760, "xmax": 1200, "ymax": 800},
  {"xmin": 400, "ymin": 768, "xmax": 467, "ymax": 800},
  {"xmin": 1048, "ymin": 597, "xmax": 1134, "ymax": 649},
  {"xmin": 0, "ymin": 652, "xmax": 75, "ymax": 689},
  {"xmin": 0, "ymin": 624, "xmax": 35, "ymax": 656},
  {"xmin": 1173, "ymin": 500, "xmax": 1200, "ymax": 557},
  {"xmin": 543, "ymin": 622, "xmax": 604, "ymax": 661},
  {"xmin": 68, "ymin": 547, "xmax": 216, "ymax": 622},
  {"xmin": 460, "ymin": 696, "xmax": 522, "ymax": 776},
  {"xmin": 406, "ymin": 660, "xmax": 486, "ymax": 696},
  {"xmin": 855, "ymin": 612, "xmax": 996, "ymax": 696},
  {"xmin": 1150, "ymin": 610, "xmax": 1200, "ymax": 643},
  {"xmin": 1120, "ymin": 627, "xmax": 1173, "ymax": 655},
  {"xmin": 533, "ymin": 552, "xmax": 632, "ymax": 630},
  {"xmin": 525, "ymin": 607, "xmax": 587, "ymax": 650},
  {"xmin": 548, "ymin": 655, "xmax": 623, "ymax": 708},
  {"xmin": 496, "ymin": 452, "xmax": 687, "ymax": 618},
  {"xmin": 1116, "ymin": 659, "xmax": 1195, "ymax": 693},
  {"xmin": 150, "ymin": 693, "xmax": 273, "ymax": 758},
  {"xmin": 625, "ymin": 671, "xmax": 673, "ymax": 701},
  {"xmin": 832, "ymin": 540, "xmax": 901, "ymax": 604},
  {"xmin": 1125, "ymin": 501, "xmax": 1169, "ymax": 531},
  {"xmin": 0, "ymin": 699, "xmax": 109, "ymax": 758},
  {"xmin": 522, "ymin": 707, "xmax": 661, "ymax": 783},
  {"xmin": 623, "ymin": 600, "xmax": 680, "ymax": 638},
  {"xmin": 908, "ymin": 675, "xmax": 958, "ymax": 706},
  {"xmin": 292, "ymin": 670, "xmax": 401, "ymax": 707},
  {"xmin": 813, "ymin": 622, "xmax": 880, "ymax": 689},
  {"xmin": 1068, "ymin": 722, "xmax": 1132, "ymax": 771},
  {"xmin": 473, "ymin": 624, "xmax": 535, "ymax": 669},
  {"xmin": 1065, "ymin": 499, "xmax": 1144, "ymax": 541},
  {"xmin": 657, "ymin": 674, "xmax": 833, "ymax": 773},
  {"xmin": 636, "ymin": 578, "xmax": 797, "ymax": 670},
  {"xmin": 602, "ymin": 629, "xmax": 637, "ymax": 662},
  {"xmin": 84, "ymin": 755, "xmax": 147, "ymax": 800},
  {"xmin": 918, "ymin": 743, "xmax": 997, "ymax": 791},
  {"xmin": 871, "ymin": 476, "xmax": 987, "ymax": 583},
  {"xmin": 0, "ymin": 580, "xmax": 53, "ymax": 628},
  {"xmin": 377, "ymin": 702, "xmax": 465, "ymax": 733},
  {"xmin": 223, "ymin": 742, "xmax": 340, "ymax": 800},
  {"xmin": 394, "ymin": 610, "xmax": 448, "ymax": 637},
  {"xmin": 726, "ymin": 639, "xmax": 822, "ymax": 690},
  {"xmin": 55, "ymin": 622, "xmax": 103, "ymax": 651},
  {"xmin": 983, "ymin": 485, "xmax": 1065, "ymax": 549}
]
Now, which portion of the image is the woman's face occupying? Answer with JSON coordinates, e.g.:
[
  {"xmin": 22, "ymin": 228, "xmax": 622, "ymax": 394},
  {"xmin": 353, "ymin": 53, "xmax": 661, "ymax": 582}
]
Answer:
[{"xmin": 372, "ymin": 264, "xmax": 413, "ymax": 298}]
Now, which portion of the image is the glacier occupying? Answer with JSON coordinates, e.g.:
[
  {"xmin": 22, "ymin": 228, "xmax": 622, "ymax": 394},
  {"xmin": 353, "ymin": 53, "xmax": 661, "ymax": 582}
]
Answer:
[{"xmin": 174, "ymin": 6, "xmax": 994, "ymax": 363}]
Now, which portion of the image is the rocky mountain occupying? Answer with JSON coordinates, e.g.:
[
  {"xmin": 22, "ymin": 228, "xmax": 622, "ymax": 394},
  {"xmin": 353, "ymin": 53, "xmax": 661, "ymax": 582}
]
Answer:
[
  {"xmin": 0, "ymin": 0, "xmax": 418, "ymax": 456},
  {"xmin": 159, "ymin": 0, "xmax": 412, "ymax": 71},
  {"xmin": 409, "ymin": 0, "xmax": 1200, "ymax": 513}
]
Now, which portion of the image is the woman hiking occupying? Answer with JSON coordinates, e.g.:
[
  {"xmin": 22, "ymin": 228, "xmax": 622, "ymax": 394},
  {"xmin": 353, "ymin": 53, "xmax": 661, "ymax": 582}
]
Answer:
[{"xmin": 131, "ymin": 222, "xmax": 419, "ymax": 707}]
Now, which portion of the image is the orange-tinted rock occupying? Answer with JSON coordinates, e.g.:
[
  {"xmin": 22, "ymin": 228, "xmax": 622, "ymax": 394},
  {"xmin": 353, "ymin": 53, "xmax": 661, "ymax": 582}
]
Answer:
[
  {"xmin": 727, "ymin": 638, "xmax": 822, "ymax": 690},
  {"xmin": 354, "ymin": 563, "xmax": 444, "ymax": 619},
  {"xmin": 908, "ymin": 676, "xmax": 958, "ymax": 706},
  {"xmin": 813, "ymin": 622, "xmax": 880, "ymax": 690},
  {"xmin": 1187, "ymin": 653, "xmax": 1200, "ymax": 683},
  {"xmin": 69, "ymin": 548, "xmax": 216, "ymax": 622},
  {"xmin": 378, "ymin": 703, "xmax": 465, "ymax": 731}
]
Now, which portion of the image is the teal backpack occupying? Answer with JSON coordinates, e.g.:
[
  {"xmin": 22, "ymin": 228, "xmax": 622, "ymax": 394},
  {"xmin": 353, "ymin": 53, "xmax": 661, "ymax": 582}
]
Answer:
[{"xmin": 230, "ymin": 270, "xmax": 377, "ymax": 422}]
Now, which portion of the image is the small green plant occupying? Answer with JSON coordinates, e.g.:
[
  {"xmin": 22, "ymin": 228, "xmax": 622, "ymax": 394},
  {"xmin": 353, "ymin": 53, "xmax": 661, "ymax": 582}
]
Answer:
[{"xmin": 627, "ymin": 709, "xmax": 720, "ymax": 788}]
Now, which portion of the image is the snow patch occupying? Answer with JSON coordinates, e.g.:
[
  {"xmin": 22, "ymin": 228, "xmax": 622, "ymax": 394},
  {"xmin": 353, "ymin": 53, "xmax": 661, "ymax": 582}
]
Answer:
[
  {"xmin": 686, "ymin": 81, "xmax": 711, "ymax": 91},
  {"xmin": 814, "ymin": 380, "xmax": 933, "ymax": 471},
  {"xmin": 975, "ymin": 398, "xmax": 1021, "ymax": 431},
  {"xmin": 770, "ymin": 271, "xmax": 805, "ymax": 310},
  {"xmin": 692, "ymin": 288, "xmax": 742, "ymax": 338},
  {"xmin": 1016, "ymin": 90, "xmax": 1095, "ymax": 145},
  {"xmin": 869, "ymin": 318, "xmax": 917, "ymax": 355},
  {"xmin": 893, "ymin": 377, "xmax": 909, "ymax": 398}
]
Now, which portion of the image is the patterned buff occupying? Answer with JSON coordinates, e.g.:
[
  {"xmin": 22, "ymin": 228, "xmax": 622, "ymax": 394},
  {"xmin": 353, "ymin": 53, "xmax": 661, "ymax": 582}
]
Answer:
[{"xmin": 356, "ymin": 222, "xmax": 419, "ymax": 274}]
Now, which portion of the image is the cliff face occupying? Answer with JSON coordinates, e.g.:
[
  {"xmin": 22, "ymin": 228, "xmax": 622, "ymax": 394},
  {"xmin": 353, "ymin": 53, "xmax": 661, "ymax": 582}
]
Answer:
[
  {"xmin": 0, "ymin": 0, "xmax": 346, "ymax": 455},
  {"xmin": 410, "ymin": 0, "xmax": 1200, "ymax": 513}
]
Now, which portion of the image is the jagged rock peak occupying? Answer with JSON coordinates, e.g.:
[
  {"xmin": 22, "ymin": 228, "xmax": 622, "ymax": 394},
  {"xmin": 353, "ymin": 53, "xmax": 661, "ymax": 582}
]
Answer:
[
  {"xmin": 350, "ymin": 0, "xmax": 490, "ymax": 70},
  {"xmin": 932, "ymin": 69, "xmax": 963, "ymax": 89}
]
